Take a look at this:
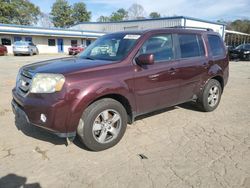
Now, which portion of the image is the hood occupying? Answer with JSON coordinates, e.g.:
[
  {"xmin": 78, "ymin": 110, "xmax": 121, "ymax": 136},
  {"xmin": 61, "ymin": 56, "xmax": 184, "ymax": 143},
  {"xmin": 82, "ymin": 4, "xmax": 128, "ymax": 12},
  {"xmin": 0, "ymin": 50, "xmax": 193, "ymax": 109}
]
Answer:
[{"xmin": 22, "ymin": 57, "xmax": 116, "ymax": 75}]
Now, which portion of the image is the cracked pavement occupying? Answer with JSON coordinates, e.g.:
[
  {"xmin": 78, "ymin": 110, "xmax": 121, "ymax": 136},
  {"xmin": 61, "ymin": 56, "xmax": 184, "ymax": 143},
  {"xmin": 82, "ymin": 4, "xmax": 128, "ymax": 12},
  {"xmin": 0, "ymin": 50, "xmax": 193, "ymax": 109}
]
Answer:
[{"xmin": 0, "ymin": 55, "xmax": 249, "ymax": 188}]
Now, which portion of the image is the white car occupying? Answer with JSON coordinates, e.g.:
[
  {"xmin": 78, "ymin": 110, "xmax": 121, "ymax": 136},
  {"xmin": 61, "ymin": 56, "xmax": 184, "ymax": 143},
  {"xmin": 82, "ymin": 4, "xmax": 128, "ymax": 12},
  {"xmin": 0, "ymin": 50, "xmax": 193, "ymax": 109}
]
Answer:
[{"xmin": 13, "ymin": 41, "xmax": 39, "ymax": 56}]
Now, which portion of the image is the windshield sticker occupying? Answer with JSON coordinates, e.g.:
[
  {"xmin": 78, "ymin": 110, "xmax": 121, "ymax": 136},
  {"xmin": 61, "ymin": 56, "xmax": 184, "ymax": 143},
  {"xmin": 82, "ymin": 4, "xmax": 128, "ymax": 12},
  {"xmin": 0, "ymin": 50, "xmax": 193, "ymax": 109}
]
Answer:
[{"xmin": 124, "ymin": 35, "xmax": 141, "ymax": 40}]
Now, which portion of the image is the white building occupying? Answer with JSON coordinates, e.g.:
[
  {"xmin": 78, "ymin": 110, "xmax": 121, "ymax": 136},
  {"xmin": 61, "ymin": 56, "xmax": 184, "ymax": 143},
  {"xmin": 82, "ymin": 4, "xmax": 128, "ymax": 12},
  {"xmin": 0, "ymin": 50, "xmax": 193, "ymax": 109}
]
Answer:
[
  {"xmin": 71, "ymin": 16, "xmax": 226, "ymax": 38},
  {"xmin": 0, "ymin": 23, "xmax": 105, "ymax": 54},
  {"xmin": 1, "ymin": 16, "xmax": 249, "ymax": 54}
]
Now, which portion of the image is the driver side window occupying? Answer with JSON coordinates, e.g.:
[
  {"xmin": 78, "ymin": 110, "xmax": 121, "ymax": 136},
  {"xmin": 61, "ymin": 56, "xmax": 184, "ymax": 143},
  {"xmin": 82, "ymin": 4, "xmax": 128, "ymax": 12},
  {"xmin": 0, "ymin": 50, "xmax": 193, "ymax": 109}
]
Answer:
[{"xmin": 139, "ymin": 34, "xmax": 174, "ymax": 62}]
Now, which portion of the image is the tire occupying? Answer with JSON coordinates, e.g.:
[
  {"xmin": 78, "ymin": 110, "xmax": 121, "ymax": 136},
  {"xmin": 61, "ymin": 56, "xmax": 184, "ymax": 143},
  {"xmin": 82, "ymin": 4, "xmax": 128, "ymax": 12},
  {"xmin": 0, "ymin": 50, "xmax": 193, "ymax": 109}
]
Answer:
[
  {"xmin": 246, "ymin": 55, "xmax": 250, "ymax": 61},
  {"xmin": 197, "ymin": 79, "xmax": 222, "ymax": 112},
  {"xmin": 29, "ymin": 50, "xmax": 33, "ymax": 56},
  {"xmin": 77, "ymin": 98, "xmax": 127, "ymax": 151}
]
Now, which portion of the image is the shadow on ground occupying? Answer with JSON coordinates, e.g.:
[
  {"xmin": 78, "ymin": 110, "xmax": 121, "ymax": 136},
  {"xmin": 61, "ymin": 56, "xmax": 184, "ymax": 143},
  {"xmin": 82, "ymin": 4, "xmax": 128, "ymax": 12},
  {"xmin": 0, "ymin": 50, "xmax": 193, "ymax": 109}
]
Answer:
[
  {"xmin": 14, "ymin": 101, "xmax": 201, "ymax": 150},
  {"xmin": 14, "ymin": 116, "xmax": 90, "ymax": 151},
  {"xmin": 135, "ymin": 102, "xmax": 201, "ymax": 121},
  {"xmin": 0, "ymin": 174, "xmax": 41, "ymax": 188},
  {"xmin": 135, "ymin": 106, "xmax": 177, "ymax": 121},
  {"xmin": 14, "ymin": 116, "xmax": 66, "ymax": 146},
  {"xmin": 177, "ymin": 102, "xmax": 203, "ymax": 112}
]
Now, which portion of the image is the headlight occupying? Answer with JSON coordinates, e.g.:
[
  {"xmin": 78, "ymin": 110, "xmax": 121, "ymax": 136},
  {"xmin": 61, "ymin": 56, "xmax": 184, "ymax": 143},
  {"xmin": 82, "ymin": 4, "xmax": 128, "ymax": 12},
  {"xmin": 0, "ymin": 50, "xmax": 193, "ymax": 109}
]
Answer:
[
  {"xmin": 16, "ymin": 69, "xmax": 21, "ymax": 87},
  {"xmin": 244, "ymin": 51, "xmax": 250, "ymax": 54},
  {"xmin": 30, "ymin": 73, "xmax": 65, "ymax": 93}
]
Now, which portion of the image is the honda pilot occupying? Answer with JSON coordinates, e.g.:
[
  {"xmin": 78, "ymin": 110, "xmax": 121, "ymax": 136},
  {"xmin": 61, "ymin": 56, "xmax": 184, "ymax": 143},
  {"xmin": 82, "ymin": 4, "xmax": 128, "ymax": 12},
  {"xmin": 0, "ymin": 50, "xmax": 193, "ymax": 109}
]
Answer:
[{"xmin": 12, "ymin": 28, "xmax": 229, "ymax": 151}]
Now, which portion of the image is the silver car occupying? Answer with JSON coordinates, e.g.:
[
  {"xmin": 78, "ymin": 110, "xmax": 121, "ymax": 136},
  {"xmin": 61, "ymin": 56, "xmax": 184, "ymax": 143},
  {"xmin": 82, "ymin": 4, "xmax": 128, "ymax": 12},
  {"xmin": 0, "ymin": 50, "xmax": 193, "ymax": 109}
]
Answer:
[{"xmin": 13, "ymin": 41, "xmax": 39, "ymax": 56}]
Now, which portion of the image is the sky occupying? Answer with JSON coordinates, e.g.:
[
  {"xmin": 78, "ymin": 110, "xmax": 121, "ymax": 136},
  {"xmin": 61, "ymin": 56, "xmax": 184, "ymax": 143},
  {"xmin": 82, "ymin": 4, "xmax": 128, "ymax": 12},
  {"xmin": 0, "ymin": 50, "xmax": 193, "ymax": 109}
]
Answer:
[{"xmin": 30, "ymin": 0, "xmax": 250, "ymax": 22}]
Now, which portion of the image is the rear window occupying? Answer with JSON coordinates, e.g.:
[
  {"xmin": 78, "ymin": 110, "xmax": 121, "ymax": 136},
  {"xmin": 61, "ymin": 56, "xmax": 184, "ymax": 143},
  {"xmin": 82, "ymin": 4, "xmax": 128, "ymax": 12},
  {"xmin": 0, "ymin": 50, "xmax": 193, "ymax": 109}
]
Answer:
[
  {"xmin": 178, "ymin": 34, "xmax": 205, "ymax": 58},
  {"xmin": 207, "ymin": 35, "xmax": 225, "ymax": 57}
]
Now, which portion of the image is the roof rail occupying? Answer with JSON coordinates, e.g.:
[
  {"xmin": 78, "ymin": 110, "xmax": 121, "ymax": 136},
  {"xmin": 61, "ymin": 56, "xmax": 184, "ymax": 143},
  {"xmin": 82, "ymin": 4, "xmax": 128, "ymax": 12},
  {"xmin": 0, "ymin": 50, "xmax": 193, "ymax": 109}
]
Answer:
[{"xmin": 168, "ymin": 26, "xmax": 214, "ymax": 31}]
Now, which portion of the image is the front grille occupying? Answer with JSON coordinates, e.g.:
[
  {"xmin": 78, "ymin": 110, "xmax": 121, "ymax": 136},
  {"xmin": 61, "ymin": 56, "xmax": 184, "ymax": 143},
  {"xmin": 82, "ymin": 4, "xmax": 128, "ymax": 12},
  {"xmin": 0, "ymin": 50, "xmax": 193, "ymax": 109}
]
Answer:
[{"xmin": 17, "ymin": 70, "xmax": 33, "ymax": 97}]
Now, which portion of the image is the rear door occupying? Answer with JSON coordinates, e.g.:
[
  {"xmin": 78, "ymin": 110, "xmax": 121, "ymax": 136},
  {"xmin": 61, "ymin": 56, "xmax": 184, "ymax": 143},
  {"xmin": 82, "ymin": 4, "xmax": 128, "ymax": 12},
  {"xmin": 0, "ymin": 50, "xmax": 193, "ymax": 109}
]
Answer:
[
  {"xmin": 133, "ymin": 33, "xmax": 180, "ymax": 114},
  {"xmin": 176, "ymin": 33, "xmax": 208, "ymax": 103}
]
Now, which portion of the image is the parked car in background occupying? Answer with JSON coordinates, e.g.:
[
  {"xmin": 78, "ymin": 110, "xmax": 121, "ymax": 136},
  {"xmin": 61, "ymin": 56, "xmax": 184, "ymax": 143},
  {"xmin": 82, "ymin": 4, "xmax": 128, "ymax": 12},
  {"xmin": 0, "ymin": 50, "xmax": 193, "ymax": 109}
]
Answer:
[
  {"xmin": 229, "ymin": 43, "xmax": 250, "ymax": 60},
  {"xmin": 68, "ymin": 45, "xmax": 85, "ymax": 55},
  {"xmin": 13, "ymin": 41, "xmax": 39, "ymax": 56},
  {"xmin": 0, "ymin": 44, "xmax": 8, "ymax": 56},
  {"xmin": 12, "ymin": 28, "xmax": 229, "ymax": 151}
]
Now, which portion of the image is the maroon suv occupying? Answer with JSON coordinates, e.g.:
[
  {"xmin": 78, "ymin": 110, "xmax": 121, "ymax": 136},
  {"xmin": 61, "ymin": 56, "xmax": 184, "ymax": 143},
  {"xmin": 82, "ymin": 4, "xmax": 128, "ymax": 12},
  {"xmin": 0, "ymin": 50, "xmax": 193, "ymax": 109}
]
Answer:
[{"xmin": 12, "ymin": 28, "xmax": 229, "ymax": 151}]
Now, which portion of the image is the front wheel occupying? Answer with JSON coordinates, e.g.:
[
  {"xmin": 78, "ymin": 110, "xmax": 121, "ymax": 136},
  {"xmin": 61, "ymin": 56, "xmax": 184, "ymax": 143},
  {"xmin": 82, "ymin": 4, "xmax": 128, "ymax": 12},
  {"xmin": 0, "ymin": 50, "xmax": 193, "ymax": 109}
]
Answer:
[
  {"xmin": 77, "ymin": 98, "xmax": 127, "ymax": 151},
  {"xmin": 246, "ymin": 55, "xmax": 250, "ymax": 61},
  {"xmin": 197, "ymin": 79, "xmax": 222, "ymax": 112}
]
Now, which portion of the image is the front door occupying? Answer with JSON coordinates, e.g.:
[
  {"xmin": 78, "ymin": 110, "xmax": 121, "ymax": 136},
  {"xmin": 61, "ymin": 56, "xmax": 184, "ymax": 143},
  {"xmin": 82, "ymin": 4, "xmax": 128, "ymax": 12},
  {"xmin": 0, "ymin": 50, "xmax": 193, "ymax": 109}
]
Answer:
[
  {"xmin": 133, "ymin": 33, "xmax": 180, "ymax": 114},
  {"xmin": 57, "ymin": 38, "xmax": 64, "ymax": 53}
]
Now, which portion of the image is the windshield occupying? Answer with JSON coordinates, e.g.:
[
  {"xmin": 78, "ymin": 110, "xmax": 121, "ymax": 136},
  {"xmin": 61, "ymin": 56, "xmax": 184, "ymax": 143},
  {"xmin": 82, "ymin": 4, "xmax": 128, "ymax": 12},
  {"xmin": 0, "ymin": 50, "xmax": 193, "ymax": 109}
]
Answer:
[
  {"xmin": 79, "ymin": 33, "xmax": 141, "ymax": 61},
  {"xmin": 14, "ymin": 41, "xmax": 29, "ymax": 46},
  {"xmin": 235, "ymin": 44, "xmax": 244, "ymax": 50},
  {"xmin": 245, "ymin": 44, "xmax": 250, "ymax": 50}
]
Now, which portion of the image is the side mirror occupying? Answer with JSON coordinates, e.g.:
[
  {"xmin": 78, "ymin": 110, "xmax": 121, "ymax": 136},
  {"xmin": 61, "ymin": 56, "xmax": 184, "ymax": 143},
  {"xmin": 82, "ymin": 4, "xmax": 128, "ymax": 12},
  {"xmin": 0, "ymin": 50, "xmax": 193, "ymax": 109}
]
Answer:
[{"xmin": 135, "ymin": 54, "xmax": 154, "ymax": 65}]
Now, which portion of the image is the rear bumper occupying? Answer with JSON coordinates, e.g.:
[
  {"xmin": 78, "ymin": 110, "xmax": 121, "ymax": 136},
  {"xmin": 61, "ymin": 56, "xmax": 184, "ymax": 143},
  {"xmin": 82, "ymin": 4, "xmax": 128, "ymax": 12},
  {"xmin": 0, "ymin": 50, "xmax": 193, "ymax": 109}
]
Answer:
[
  {"xmin": 12, "ymin": 89, "xmax": 77, "ymax": 138},
  {"xmin": 68, "ymin": 50, "xmax": 80, "ymax": 54},
  {"xmin": 13, "ymin": 50, "xmax": 30, "ymax": 54}
]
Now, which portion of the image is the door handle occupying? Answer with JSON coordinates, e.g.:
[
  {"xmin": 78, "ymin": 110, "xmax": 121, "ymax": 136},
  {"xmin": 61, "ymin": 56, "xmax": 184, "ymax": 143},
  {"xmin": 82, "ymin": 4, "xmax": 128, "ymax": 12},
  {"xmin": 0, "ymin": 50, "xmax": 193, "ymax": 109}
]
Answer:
[
  {"xmin": 203, "ymin": 62, "xmax": 209, "ymax": 69},
  {"xmin": 148, "ymin": 74, "xmax": 160, "ymax": 79},
  {"xmin": 168, "ymin": 68, "xmax": 176, "ymax": 75}
]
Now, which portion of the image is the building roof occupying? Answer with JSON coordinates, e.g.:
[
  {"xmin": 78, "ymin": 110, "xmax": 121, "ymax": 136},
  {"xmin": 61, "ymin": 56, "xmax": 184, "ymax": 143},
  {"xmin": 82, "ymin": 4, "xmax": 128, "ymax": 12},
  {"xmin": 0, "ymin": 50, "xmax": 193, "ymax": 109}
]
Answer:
[
  {"xmin": 0, "ymin": 23, "xmax": 105, "ymax": 38},
  {"xmin": 225, "ymin": 29, "xmax": 250, "ymax": 36},
  {"xmin": 72, "ymin": 16, "xmax": 226, "ymax": 27}
]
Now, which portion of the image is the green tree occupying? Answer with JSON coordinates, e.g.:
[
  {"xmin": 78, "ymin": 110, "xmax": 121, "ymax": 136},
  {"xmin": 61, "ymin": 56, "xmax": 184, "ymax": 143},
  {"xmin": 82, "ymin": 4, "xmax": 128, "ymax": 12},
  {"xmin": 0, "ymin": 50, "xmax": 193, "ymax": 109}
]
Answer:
[
  {"xmin": 127, "ymin": 3, "xmax": 146, "ymax": 20},
  {"xmin": 228, "ymin": 19, "xmax": 250, "ymax": 34},
  {"xmin": 72, "ymin": 2, "xmax": 91, "ymax": 24},
  {"xmin": 50, "ymin": 0, "xmax": 73, "ymax": 28},
  {"xmin": 110, "ymin": 8, "xmax": 128, "ymax": 21},
  {"xmin": 149, "ymin": 12, "xmax": 161, "ymax": 19},
  {"xmin": 0, "ymin": 0, "xmax": 40, "ymax": 25},
  {"xmin": 97, "ymin": 15, "xmax": 110, "ymax": 22}
]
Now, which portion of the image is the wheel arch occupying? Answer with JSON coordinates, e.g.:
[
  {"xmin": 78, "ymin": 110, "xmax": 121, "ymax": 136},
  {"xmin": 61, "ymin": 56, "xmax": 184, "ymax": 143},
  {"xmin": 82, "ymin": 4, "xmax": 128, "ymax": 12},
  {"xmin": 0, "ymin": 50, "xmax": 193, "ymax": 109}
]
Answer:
[
  {"xmin": 91, "ymin": 93, "xmax": 133, "ymax": 124},
  {"xmin": 211, "ymin": 75, "xmax": 224, "ymax": 92}
]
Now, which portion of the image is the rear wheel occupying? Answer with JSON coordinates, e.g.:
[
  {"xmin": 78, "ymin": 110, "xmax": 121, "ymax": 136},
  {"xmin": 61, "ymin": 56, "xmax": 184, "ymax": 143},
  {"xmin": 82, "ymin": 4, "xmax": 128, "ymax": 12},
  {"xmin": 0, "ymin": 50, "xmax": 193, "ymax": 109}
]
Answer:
[
  {"xmin": 77, "ymin": 98, "xmax": 127, "ymax": 151},
  {"xmin": 197, "ymin": 79, "xmax": 222, "ymax": 112}
]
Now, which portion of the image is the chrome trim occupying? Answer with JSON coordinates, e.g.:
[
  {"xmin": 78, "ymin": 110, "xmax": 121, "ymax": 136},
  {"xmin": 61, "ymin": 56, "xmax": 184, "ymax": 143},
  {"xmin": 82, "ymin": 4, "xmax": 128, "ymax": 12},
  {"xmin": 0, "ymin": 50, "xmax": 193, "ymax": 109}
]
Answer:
[{"xmin": 16, "ymin": 69, "xmax": 33, "ymax": 97}]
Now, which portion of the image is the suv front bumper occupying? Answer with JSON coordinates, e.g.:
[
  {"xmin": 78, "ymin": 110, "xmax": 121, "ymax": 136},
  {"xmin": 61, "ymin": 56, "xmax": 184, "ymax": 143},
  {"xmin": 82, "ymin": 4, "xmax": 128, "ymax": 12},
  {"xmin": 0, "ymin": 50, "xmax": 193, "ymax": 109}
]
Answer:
[{"xmin": 12, "ymin": 89, "xmax": 77, "ymax": 138}]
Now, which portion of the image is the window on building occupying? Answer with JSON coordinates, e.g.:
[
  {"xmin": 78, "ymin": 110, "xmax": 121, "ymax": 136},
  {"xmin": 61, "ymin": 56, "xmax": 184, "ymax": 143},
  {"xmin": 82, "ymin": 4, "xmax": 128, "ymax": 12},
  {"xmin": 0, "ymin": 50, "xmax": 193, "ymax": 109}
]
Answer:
[
  {"xmin": 71, "ymin": 40, "xmax": 78, "ymax": 47},
  {"xmin": 48, "ymin": 39, "xmax": 56, "ymax": 46},
  {"xmin": 86, "ymin": 39, "xmax": 92, "ymax": 46},
  {"xmin": 139, "ymin": 34, "xmax": 174, "ymax": 62},
  {"xmin": 1, "ymin": 38, "xmax": 11, "ymax": 46},
  {"xmin": 178, "ymin": 34, "xmax": 205, "ymax": 58},
  {"xmin": 25, "ymin": 37, "xmax": 32, "ymax": 42},
  {"xmin": 208, "ymin": 35, "xmax": 224, "ymax": 57},
  {"xmin": 14, "ymin": 36, "xmax": 22, "ymax": 42}
]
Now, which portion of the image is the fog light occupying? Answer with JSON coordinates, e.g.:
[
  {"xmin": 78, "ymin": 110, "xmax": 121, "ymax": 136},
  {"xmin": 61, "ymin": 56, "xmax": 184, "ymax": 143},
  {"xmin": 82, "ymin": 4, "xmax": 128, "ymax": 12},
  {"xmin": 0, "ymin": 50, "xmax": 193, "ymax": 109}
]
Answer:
[{"xmin": 40, "ymin": 114, "xmax": 47, "ymax": 123}]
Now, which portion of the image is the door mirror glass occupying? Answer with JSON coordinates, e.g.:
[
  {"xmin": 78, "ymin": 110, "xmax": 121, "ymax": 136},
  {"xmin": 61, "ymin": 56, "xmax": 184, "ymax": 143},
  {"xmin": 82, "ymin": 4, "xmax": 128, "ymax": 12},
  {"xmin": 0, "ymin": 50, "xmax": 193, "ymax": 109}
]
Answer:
[{"xmin": 136, "ymin": 54, "xmax": 154, "ymax": 65}]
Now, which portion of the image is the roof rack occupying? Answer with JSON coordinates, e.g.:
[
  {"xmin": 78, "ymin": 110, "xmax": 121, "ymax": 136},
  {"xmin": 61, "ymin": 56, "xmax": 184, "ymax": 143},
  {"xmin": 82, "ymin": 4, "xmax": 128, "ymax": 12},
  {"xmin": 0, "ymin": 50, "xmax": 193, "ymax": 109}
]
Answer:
[{"xmin": 168, "ymin": 26, "xmax": 214, "ymax": 31}]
